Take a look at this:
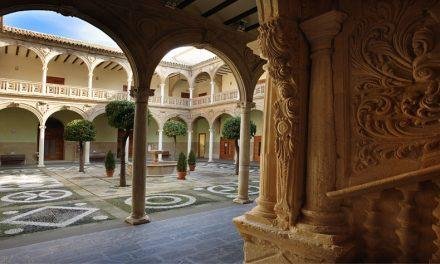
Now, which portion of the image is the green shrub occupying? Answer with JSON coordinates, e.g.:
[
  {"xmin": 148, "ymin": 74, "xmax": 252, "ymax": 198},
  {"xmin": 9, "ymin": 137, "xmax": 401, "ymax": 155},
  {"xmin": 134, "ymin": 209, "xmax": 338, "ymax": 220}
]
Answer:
[
  {"xmin": 177, "ymin": 152, "xmax": 187, "ymax": 172},
  {"xmin": 105, "ymin": 151, "xmax": 115, "ymax": 171},
  {"xmin": 64, "ymin": 119, "xmax": 96, "ymax": 173},
  {"xmin": 188, "ymin": 150, "xmax": 196, "ymax": 165}
]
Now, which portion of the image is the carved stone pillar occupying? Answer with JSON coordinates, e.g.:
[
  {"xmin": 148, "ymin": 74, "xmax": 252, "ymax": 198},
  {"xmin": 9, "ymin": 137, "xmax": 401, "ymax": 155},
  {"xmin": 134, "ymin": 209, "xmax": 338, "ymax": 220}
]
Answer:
[
  {"xmin": 189, "ymin": 87, "xmax": 194, "ymax": 106},
  {"xmin": 208, "ymin": 127, "xmax": 214, "ymax": 162},
  {"xmin": 38, "ymin": 125, "xmax": 45, "ymax": 167},
  {"xmin": 84, "ymin": 141, "xmax": 90, "ymax": 165},
  {"xmin": 126, "ymin": 75, "xmax": 132, "ymax": 100},
  {"xmin": 88, "ymin": 72, "xmax": 93, "ymax": 98},
  {"xmin": 41, "ymin": 64, "xmax": 48, "ymax": 94},
  {"xmin": 246, "ymin": 75, "xmax": 277, "ymax": 224},
  {"xmin": 124, "ymin": 137, "xmax": 129, "ymax": 163},
  {"xmin": 187, "ymin": 129, "xmax": 192, "ymax": 155},
  {"xmin": 396, "ymin": 184, "xmax": 420, "ymax": 263},
  {"xmin": 125, "ymin": 88, "xmax": 151, "ymax": 225},
  {"xmin": 160, "ymin": 82, "xmax": 165, "ymax": 105},
  {"xmin": 234, "ymin": 101, "xmax": 254, "ymax": 204},
  {"xmin": 210, "ymin": 80, "xmax": 215, "ymax": 104},
  {"xmin": 300, "ymin": 10, "xmax": 348, "ymax": 233}
]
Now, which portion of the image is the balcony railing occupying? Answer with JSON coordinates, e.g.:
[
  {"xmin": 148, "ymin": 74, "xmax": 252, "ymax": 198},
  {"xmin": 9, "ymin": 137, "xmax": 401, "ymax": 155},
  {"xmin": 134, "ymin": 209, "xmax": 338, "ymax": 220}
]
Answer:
[{"xmin": 0, "ymin": 78, "xmax": 266, "ymax": 108}]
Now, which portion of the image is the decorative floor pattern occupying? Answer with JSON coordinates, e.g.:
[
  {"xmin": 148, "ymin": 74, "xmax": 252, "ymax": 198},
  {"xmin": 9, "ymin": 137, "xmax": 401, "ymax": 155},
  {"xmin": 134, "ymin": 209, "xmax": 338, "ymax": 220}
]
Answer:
[{"xmin": 0, "ymin": 202, "xmax": 112, "ymax": 237}]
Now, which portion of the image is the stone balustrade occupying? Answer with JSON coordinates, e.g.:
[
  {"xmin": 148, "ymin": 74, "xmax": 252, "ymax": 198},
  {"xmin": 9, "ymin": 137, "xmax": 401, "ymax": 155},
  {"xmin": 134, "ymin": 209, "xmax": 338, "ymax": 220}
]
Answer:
[{"xmin": 0, "ymin": 78, "xmax": 265, "ymax": 108}]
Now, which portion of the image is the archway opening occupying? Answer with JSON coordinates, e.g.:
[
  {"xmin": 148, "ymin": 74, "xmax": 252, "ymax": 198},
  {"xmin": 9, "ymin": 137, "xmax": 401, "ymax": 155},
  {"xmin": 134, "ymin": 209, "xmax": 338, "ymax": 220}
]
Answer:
[
  {"xmin": 93, "ymin": 60, "xmax": 128, "ymax": 92},
  {"xmin": 47, "ymin": 53, "xmax": 88, "ymax": 89},
  {"xmin": 0, "ymin": 44, "xmax": 42, "ymax": 84},
  {"xmin": 0, "ymin": 107, "xmax": 40, "ymax": 165},
  {"xmin": 212, "ymin": 113, "xmax": 234, "ymax": 161},
  {"xmin": 192, "ymin": 116, "xmax": 210, "ymax": 159},
  {"xmin": 91, "ymin": 113, "xmax": 117, "ymax": 162}
]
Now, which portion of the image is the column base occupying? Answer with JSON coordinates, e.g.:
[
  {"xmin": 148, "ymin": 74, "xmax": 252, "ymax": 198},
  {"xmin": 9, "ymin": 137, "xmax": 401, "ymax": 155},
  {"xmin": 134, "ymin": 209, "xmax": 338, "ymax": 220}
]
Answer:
[
  {"xmin": 208, "ymin": 159, "xmax": 213, "ymax": 162},
  {"xmin": 233, "ymin": 197, "xmax": 252, "ymax": 204},
  {"xmin": 233, "ymin": 215, "xmax": 356, "ymax": 263},
  {"xmin": 125, "ymin": 215, "xmax": 150, "ymax": 225},
  {"xmin": 37, "ymin": 164, "xmax": 45, "ymax": 168}
]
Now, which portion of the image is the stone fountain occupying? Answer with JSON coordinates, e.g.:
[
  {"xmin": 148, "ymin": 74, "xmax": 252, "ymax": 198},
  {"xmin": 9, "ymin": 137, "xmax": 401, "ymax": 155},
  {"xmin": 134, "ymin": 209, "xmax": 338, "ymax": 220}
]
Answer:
[{"xmin": 127, "ymin": 150, "xmax": 177, "ymax": 177}]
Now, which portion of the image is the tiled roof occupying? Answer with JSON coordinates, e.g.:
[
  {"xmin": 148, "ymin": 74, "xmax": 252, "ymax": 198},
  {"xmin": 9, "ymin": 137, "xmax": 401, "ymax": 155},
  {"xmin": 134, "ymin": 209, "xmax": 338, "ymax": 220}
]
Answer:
[{"xmin": 2, "ymin": 26, "xmax": 124, "ymax": 55}]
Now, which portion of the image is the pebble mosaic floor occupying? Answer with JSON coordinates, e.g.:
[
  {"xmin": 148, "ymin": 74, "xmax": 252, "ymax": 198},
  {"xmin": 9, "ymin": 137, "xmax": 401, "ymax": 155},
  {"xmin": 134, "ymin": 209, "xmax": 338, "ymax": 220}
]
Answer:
[{"xmin": 0, "ymin": 162, "xmax": 260, "ymax": 241}]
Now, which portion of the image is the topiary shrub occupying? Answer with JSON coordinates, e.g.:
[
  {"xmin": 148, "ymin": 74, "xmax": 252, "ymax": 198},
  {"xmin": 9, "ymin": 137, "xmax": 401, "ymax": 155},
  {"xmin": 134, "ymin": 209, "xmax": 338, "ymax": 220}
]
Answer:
[
  {"xmin": 177, "ymin": 152, "xmax": 187, "ymax": 172},
  {"xmin": 163, "ymin": 119, "xmax": 187, "ymax": 159},
  {"xmin": 64, "ymin": 119, "xmax": 96, "ymax": 173},
  {"xmin": 188, "ymin": 150, "xmax": 196, "ymax": 165},
  {"xmin": 222, "ymin": 116, "xmax": 256, "ymax": 175},
  {"xmin": 105, "ymin": 151, "xmax": 115, "ymax": 171}
]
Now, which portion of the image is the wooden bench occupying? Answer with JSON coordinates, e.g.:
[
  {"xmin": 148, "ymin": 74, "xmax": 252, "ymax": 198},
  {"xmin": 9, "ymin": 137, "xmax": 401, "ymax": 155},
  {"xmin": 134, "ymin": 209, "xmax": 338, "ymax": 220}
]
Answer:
[
  {"xmin": 162, "ymin": 151, "xmax": 170, "ymax": 158},
  {"xmin": 0, "ymin": 154, "xmax": 26, "ymax": 166},
  {"xmin": 90, "ymin": 153, "xmax": 106, "ymax": 162}
]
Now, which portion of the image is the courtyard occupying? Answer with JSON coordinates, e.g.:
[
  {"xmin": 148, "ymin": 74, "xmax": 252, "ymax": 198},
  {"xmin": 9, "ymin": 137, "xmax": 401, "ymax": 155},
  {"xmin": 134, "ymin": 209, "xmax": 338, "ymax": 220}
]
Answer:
[{"xmin": 0, "ymin": 162, "xmax": 260, "ymax": 246}]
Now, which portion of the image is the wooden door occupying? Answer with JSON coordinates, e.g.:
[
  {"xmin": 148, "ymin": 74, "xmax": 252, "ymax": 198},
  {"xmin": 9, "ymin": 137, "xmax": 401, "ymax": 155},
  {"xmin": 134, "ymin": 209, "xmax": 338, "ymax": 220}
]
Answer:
[
  {"xmin": 43, "ymin": 118, "xmax": 64, "ymax": 160},
  {"xmin": 198, "ymin": 133, "xmax": 206, "ymax": 158},
  {"xmin": 253, "ymin": 136, "xmax": 262, "ymax": 162},
  {"xmin": 219, "ymin": 137, "xmax": 235, "ymax": 160}
]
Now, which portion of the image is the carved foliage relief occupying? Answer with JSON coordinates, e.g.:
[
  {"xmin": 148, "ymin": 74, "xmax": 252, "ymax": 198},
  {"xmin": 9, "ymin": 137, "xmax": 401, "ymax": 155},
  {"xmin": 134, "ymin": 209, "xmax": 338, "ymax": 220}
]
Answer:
[
  {"xmin": 351, "ymin": 0, "xmax": 440, "ymax": 172},
  {"xmin": 259, "ymin": 18, "xmax": 300, "ymax": 229}
]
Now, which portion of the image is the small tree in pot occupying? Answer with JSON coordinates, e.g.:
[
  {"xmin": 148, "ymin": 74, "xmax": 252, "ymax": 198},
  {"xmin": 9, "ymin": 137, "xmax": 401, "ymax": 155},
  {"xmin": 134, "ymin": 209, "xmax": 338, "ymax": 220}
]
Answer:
[
  {"xmin": 163, "ymin": 119, "xmax": 187, "ymax": 159},
  {"xmin": 222, "ymin": 116, "xmax": 256, "ymax": 175},
  {"xmin": 188, "ymin": 150, "xmax": 196, "ymax": 171},
  {"xmin": 105, "ymin": 151, "xmax": 116, "ymax": 177},
  {"xmin": 177, "ymin": 152, "xmax": 187, "ymax": 180},
  {"xmin": 64, "ymin": 119, "xmax": 96, "ymax": 173}
]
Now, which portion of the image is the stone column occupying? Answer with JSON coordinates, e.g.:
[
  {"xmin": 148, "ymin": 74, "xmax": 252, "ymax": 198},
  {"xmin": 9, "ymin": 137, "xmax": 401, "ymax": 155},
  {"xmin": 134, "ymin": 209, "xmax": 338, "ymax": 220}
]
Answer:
[
  {"xmin": 300, "ymin": 10, "xmax": 347, "ymax": 232},
  {"xmin": 127, "ymin": 75, "xmax": 133, "ymax": 100},
  {"xmin": 189, "ymin": 87, "xmax": 194, "ymax": 106},
  {"xmin": 246, "ymin": 75, "xmax": 277, "ymax": 224},
  {"xmin": 210, "ymin": 80, "xmax": 215, "ymax": 104},
  {"xmin": 38, "ymin": 125, "xmax": 45, "ymax": 167},
  {"xmin": 208, "ymin": 127, "xmax": 214, "ymax": 162},
  {"xmin": 234, "ymin": 101, "xmax": 254, "ymax": 204},
  {"xmin": 41, "ymin": 63, "xmax": 48, "ymax": 94},
  {"xmin": 158, "ymin": 129, "xmax": 163, "ymax": 161},
  {"xmin": 88, "ymin": 72, "xmax": 93, "ymax": 98},
  {"xmin": 125, "ymin": 88, "xmax": 150, "ymax": 225},
  {"xmin": 84, "ymin": 142, "xmax": 90, "ymax": 164},
  {"xmin": 160, "ymin": 82, "xmax": 165, "ymax": 105},
  {"xmin": 125, "ymin": 137, "xmax": 130, "ymax": 163},
  {"xmin": 187, "ymin": 129, "xmax": 192, "ymax": 155}
]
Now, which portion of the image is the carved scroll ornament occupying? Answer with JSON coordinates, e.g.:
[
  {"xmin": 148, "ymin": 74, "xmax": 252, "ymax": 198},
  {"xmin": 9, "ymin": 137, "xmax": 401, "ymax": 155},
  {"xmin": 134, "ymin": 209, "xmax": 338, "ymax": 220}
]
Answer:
[
  {"xmin": 352, "ymin": 0, "xmax": 440, "ymax": 171},
  {"xmin": 259, "ymin": 18, "xmax": 299, "ymax": 229}
]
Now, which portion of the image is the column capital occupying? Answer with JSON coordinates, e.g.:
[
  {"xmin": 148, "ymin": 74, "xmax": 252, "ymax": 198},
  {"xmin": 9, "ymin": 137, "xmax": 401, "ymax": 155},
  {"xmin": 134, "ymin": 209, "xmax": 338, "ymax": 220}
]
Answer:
[
  {"xmin": 209, "ymin": 128, "xmax": 214, "ymax": 133},
  {"xmin": 39, "ymin": 125, "xmax": 46, "ymax": 130},
  {"xmin": 237, "ymin": 101, "xmax": 255, "ymax": 110},
  {"xmin": 300, "ymin": 10, "xmax": 347, "ymax": 51},
  {"xmin": 131, "ymin": 88, "xmax": 153, "ymax": 103},
  {"xmin": 158, "ymin": 129, "xmax": 163, "ymax": 133},
  {"xmin": 187, "ymin": 129, "xmax": 193, "ymax": 134},
  {"xmin": 88, "ymin": 72, "xmax": 94, "ymax": 77}
]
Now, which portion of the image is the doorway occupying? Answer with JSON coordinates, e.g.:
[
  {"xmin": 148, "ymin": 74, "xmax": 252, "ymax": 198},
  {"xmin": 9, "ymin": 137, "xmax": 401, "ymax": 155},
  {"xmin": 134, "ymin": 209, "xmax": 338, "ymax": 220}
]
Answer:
[
  {"xmin": 253, "ymin": 136, "xmax": 262, "ymax": 162},
  {"xmin": 198, "ymin": 133, "xmax": 206, "ymax": 158},
  {"xmin": 220, "ymin": 137, "xmax": 235, "ymax": 160},
  {"xmin": 43, "ymin": 117, "xmax": 64, "ymax": 160}
]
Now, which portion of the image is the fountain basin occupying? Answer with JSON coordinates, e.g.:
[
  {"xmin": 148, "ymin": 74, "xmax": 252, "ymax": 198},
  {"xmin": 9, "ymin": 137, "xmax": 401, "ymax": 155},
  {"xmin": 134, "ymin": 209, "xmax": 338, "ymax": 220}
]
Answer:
[{"xmin": 127, "ymin": 161, "xmax": 177, "ymax": 177}]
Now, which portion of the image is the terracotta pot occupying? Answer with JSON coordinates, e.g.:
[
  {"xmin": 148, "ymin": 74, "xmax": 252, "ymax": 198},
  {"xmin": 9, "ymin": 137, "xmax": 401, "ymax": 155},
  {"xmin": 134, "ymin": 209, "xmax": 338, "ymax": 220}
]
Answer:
[
  {"xmin": 177, "ymin": 171, "xmax": 187, "ymax": 180},
  {"xmin": 106, "ymin": 169, "xmax": 114, "ymax": 177},
  {"xmin": 189, "ymin": 164, "xmax": 196, "ymax": 171}
]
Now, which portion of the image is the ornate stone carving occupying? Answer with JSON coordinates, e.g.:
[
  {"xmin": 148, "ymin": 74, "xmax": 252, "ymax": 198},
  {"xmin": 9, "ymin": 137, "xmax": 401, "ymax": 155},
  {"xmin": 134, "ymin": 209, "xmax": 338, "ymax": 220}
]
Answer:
[
  {"xmin": 352, "ymin": 0, "xmax": 440, "ymax": 171},
  {"xmin": 259, "ymin": 18, "xmax": 301, "ymax": 229}
]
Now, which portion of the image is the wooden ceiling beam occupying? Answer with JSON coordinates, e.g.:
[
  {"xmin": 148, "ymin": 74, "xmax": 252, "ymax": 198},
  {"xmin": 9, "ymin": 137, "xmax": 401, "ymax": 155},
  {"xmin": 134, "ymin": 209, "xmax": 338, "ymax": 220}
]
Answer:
[
  {"xmin": 202, "ymin": 0, "xmax": 237, "ymax": 18},
  {"xmin": 224, "ymin": 7, "xmax": 257, "ymax": 25},
  {"xmin": 103, "ymin": 61, "xmax": 113, "ymax": 69},
  {"xmin": 25, "ymin": 49, "xmax": 30, "ymax": 57},
  {"xmin": 110, "ymin": 64, "xmax": 119, "ymax": 70},
  {"xmin": 72, "ymin": 57, "xmax": 79, "ymax": 64},
  {"xmin": 15, "ymin": 46, "xmax": 19, "ymax": 56},
  {"xmin": 245, "ymin": 23, "xmax": 259, "ymax": 32},
  {"xmin": 54, "ymin": 55, "xmax": 60, "ymax": 62},
  {"xmin": 63, "ymin": 54, "xmax": 71, "ymax": 63},
  {"xmin": 5, "ymin": 46, "xmax": 8, "ymax": 54},
  {"xmin": 177, "ymin": 0, "xmax": 197, "ymax": 9}
]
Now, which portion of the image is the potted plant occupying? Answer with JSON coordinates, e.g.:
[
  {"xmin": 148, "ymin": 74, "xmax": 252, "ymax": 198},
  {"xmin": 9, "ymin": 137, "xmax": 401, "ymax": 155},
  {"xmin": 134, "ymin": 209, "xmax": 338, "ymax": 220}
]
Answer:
[
  {"xmin": 105, "ymin": 150, "xmax": 116, "ymax": 177},
  {"xmin": 177, "ymin": 152, "xmax": 187, "ymax": 180},
  {"xmin": 188, "ymin": 150, "xmax": 196, "ymax": 171}
]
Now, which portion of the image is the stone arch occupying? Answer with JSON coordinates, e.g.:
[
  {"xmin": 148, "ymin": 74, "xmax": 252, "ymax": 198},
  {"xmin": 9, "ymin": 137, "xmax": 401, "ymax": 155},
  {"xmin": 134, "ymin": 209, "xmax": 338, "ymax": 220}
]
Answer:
[
  {"xmin": 145, "ymin": 28, "xmax": 263, "ymax": 103},
  {"xmin": 190, "ymin": 114, "xmax": 210, "ymax": 128},
  {"xmin": 87, "ymin": 106, "xmax": 107, "ymax": 121},
  {"xmin": 43, "ymin": 105, "xmax": 87, "ymax": 123},
  {"xmin": 210, "ymin": 111, "xmax": 235, "ymax": 128},
  {"xmin": 0, "ymin": 102, "xmax": 43, "ymax": 124},
  {"xmin": 168, "ymin": 73, "xmax": 190, "ymax": 98},
  {"xmin": 47, "ymin": 52, "xmax": 89, "ymax": 87},
  {"xmin": 190, "ymin": 70, "xmax": 212, "ymax": 89},
  {"xmin": 0, "ymin": 3, "xmax": 148, "ymax": 91}
]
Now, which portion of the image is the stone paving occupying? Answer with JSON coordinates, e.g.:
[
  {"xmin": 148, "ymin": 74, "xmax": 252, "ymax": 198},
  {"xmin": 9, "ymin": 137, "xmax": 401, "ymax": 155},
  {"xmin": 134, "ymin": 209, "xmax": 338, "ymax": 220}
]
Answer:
[
  {"xmin": 0, "ymin": 162, "xmax": 260, "ymax": 242},
  {"xmin": 0, "ymin": 203, "xmax": 253, "ymax": 263}
]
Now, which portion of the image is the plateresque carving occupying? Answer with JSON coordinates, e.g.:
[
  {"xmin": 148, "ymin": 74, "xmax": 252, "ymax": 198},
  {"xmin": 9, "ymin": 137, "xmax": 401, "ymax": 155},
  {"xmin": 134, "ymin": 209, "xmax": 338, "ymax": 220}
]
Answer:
[
  {"xmin": 259, "ymin": 18, "xmax": 300, "ymax": 229},
  {"xmin": 352, "ymin": 0, "xmax": 440, "ymax": 171}
]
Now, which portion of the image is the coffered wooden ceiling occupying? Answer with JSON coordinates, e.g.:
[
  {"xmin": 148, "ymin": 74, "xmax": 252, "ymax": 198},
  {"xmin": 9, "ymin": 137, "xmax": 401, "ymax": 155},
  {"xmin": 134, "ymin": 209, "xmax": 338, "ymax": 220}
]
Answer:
[{"xmin": 161, "ymin": 0, "xmax": 259, "ymax": 36}]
